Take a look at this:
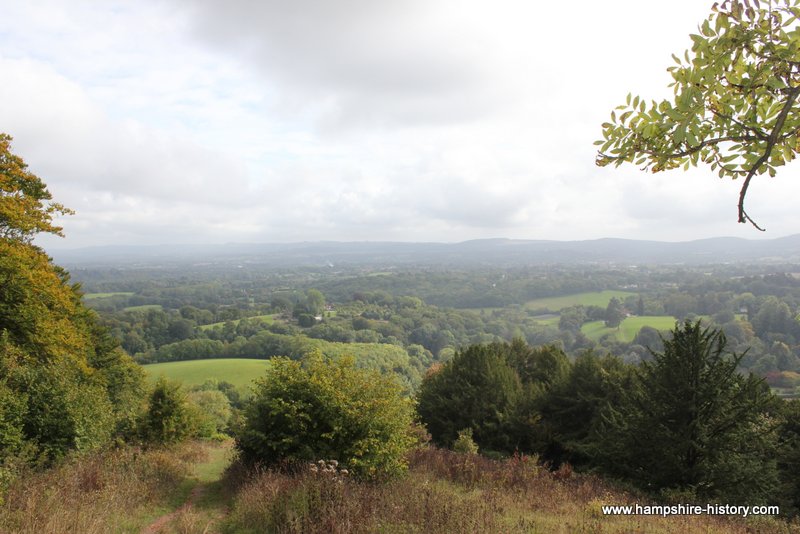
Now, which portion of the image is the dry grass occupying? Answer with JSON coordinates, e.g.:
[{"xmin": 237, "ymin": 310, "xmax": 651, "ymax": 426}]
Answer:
[
  {"xmin": 222, "ymin": 448, "xmax": 800, "ymax": 534},
  {"xmin": 2, "ymin": 444, "xmax": 798, "ymax": 534},
  {"xmin": 0, "ymin": 443, "xmax": 206, "ymax": 534}
]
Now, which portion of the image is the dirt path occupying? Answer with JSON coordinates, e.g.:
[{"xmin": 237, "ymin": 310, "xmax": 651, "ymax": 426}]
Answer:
[
  {"xmin": 140, "ymin": 441, "xmax": 233, "ymax": 534},
  {"xmin": 140, "ymin": 485, "xmax": 208, "ymax": 534}
]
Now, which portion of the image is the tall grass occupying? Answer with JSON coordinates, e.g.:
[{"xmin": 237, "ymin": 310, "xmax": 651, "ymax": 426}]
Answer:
[
  {"xmin": 222, "ymin": 447, "xmax": 799, "ymax": 534},
  {"xmin": 3, "ymin": 444, "xmax": 799, "ymax": 533},
  {"xmin": 0, "ymin": 443, "xmax": 206, "ymax": 534}
]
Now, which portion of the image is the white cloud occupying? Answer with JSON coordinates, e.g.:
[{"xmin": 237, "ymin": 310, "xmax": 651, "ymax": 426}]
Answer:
[{"xmin": 0, "ymin": 0, "xmax": 796, "ymax": 250}]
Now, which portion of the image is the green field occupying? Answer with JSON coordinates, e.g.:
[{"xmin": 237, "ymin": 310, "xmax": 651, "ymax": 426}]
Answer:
[
  {"xmin": 83, "ymin": 292, "xmax": 134, "ymax": 300},
  {"xmin": 530, "ymin": 314, "xmax": 560, "ymax": 326},
  {"xmin": 143, "ymin": 358, "xmax": 270, "ymax": 390},
  {"xmin": 581, "ymin": 315, "xmax": 677, "ymax": 342},
  {"xmin": 199, "ymin": 314, "xmax": 277, "ymax": 331},
  {"xmin": 525, "ymin": 290, "xmax": 638, "ymax": 312},
  {"xmin": 123, "ymin": 304, "xmax": 163, "ymax": 312}
]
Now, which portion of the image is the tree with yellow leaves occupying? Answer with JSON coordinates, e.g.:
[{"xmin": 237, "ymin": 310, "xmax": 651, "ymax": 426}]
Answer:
[{"xmin": 0, "ymin": 134, "xmax": 145, "ymax": 472}]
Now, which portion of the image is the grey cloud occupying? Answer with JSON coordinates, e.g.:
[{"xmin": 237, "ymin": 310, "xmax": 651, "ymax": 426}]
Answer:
[
  {"xmin": 172, "ymin": 0, "xmax": 505, "ymax": 130},
  {"xmin": 0, "ymin": 57, "xmax": 253, "ymax": 208}
]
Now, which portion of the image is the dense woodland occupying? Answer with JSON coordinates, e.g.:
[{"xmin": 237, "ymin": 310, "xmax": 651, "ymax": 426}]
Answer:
[{"xmin": 72, "ymin": 261, "xmax": 800, "ymax": 395}]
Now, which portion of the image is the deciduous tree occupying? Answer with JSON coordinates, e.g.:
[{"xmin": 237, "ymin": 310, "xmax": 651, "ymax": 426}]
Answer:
[
  {"xmin": 597, "ymin": 0, "xmax": 800, "ymax": 230},
  {"xmin": 0, "ymin": 133, "xmax": 144, "ymax": 465},
  {"xmin": 237, "ymin": 352, "xmax": 415, "ymax": 479},
  {"xmin": 0, "ymin": 133, "xmax": 72, "ymax": 242}
]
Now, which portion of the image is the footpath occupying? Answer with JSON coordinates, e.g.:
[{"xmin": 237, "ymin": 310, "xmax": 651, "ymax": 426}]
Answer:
[{"xmin": 140, "ymin": 440, "xmax": 233, "ymax": 534}]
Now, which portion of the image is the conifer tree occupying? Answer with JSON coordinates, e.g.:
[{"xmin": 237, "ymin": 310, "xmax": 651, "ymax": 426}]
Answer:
[{"xmin": 593, "ymin": 321, "xmax": 780, "ymax": 503}]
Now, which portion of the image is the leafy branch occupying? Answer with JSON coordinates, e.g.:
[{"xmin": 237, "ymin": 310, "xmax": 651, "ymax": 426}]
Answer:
[{"xmin": 596, "ymin": 0, "xmax": 800, "ymax": 230}]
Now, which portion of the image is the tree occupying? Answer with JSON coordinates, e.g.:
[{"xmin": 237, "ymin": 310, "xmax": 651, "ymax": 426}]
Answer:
[
  {"xmin": 187, "ymin": 389, "xmax": 232, "ymax": 437},
  {"xmin": 237, "ymin": 352, "xmax": 415, "ymax": 479},
  {"xmin": 305, "ymin": 289, "xmax": 326, "ymax": 316},
  {"xmin": 141, "ymin": 378, "xmax": 193, "ymax": 444},
  {"xmin": 751, "ymin": 296, "xmax": 795, "ymax": 337},
  {"xmin": 0, "ymin": 134, "xmax": 144, "ymax": 464},
  {"xmin": 777, "ymin": 400, "xmax": 800, "ymax": 515},
  {"xmin": 596, "ymin": 0, "xmax": 800, "ymax": 230},
  {"xmin": 604, "ymin": 297, "xmax": 625, "ymax": 328},
  {"xmin": 504, "ymin": 339, "xmax": 570, "ymax": 390},
  {"xmin": 416, "ymin": 343, "xmax": 523, "ymax": 454},
  {"xmin": 593, "ymin": 321, "xmax": 780, "ymax": 503},
  {"xmin": 0, "ymin": 133, "xmax": 73, "ymax": 242},
  {"xmin": 537, "ymin": 351, "xmax": 631, "ymax": 467}
]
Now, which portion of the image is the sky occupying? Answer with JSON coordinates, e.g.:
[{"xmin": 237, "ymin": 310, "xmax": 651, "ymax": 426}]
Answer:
[{"xmin": 2, "ymin": 0, "xmax": 800, "ymax": 250}]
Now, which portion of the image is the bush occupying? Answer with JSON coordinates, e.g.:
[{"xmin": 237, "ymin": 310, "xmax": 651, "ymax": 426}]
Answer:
[
  {"xmin": 236, "ymin": 352, "xmax": 415, "ymax": 479},
  {"xmin": 140, "ymin": 378, "xmax": 194, "ymax": 444},
  {"xmin": 452, "ymin": 428, "xmax": 479, "ymax": 455},
  {"xmin": 187, "ymin": 389, "xmax": 232, "ymax": 438}
]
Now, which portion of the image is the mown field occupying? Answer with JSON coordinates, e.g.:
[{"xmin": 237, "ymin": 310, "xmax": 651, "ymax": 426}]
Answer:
[
  {"xmin": 525, "ymin": 290, "xmax": 638, "ymax": 312},
  {"xmin": 143, "ymin": 358, "xmax": 270, "ymax": 390},
  {"xmin": 581, "ymin": 316, "xmax": 677, "ymax": 342},
  {"xmin": 530, "ymin": 314, "xmax": 561, "ymax": 326},
  {"xmin": 124, "ymin": 304, "xmax": 163, "ymax": 312},
  {"xmin": 198, "ymin": 314, "xmax": 277, "ymax": 331},
  {"xmin": 82, "ymin": 291, "xmax": 135, "ymax": 300}
]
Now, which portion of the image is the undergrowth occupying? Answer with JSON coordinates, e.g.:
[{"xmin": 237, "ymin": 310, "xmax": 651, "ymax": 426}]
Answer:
[
  {"xmin": 0, "ymin": 442, "xmax": 206, "ymax": 534},
  {"xmin": 221, "ymin": 447, "xmax": 800, "ymax": 534}
]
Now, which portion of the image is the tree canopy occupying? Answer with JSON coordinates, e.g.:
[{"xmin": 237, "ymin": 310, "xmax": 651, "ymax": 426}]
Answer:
[
  {"xmin": 597, "ymin": 0, "xmax": 800, "ymax": 230},
  {"xmin": 0, "ymin": 133, "xmax": 72, "ymax": 242},
  {"xmin": 0, "ymin": 133, "xmax": 145, "ymax": 467},
  {"xmin": 237, "ymin": 352, "xmax": 416, "ymax": 480}
]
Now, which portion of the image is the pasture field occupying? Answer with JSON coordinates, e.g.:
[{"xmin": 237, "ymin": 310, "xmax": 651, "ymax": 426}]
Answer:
[
  {"xmin": 581, "ymin": 315, "xmax": 677, "ymax": 342},
  {"xmin": 524, "ymin": 290, "xmax": 637, "ymax": 312},
  {"xmin": 530, "ymin": 314, "xmax": 560, "ymax": 326},
  {"xmin": 82, "ymin": 291, "xmax": 135, "ymax": 300},
  {"xmin": 124, "ymin": 304, "xmax": 163, "ymax": 312},
  {"xmin": 143, "ymin": 358, "xmax": 270, "ymax": 390},
  {"xmin": 199, "ymin": 314, "xmax": 277, "ymax": 331}
]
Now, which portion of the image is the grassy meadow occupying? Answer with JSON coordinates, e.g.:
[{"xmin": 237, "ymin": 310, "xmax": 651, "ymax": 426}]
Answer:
[
  {"xmin": 123, "ymin": 304, "xmax": 164, "ymax": 312},
  {"xmin": 143, "ymin": 358, "xmax": 270, "ymax": 390},
  {"xmin": 525, "ymin": 290, "xmax": 638, "ymax": 312},
  {"xmin": 581, "ymin": 315, "xmax": 677, "ymax": 342},
  {"xmin": 530, "ymin": 314, "xmax": 561, "ymax": 326},
  {"xmin": 198, "ymin": 314, "xmax": 277, "ymax": 331},
  {"xmin": 82, "ymin": 292, "xmax": 135, "ymax": 300}
]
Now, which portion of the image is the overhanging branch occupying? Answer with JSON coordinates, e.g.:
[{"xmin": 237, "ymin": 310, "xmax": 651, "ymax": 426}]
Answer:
[{"xmin": 737, "ymin": 85, "xmax": 800, "ymax": 230}]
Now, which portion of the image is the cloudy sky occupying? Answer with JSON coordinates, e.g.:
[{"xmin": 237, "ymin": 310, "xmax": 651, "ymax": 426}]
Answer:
[{"xmin": 3, "ymin": 0, "xmax": 799, "ymax": 250}]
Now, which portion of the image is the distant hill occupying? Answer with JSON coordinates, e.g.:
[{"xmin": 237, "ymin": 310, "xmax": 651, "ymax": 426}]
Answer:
[{"xmin": 47, "ymin": 234, "xmax": 800, "ymax": 268}]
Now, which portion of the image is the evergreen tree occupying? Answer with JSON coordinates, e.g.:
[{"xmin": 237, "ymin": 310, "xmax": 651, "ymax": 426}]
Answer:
[
  {"xmin": 537, "ymin": 351, "xmax": 631, "ymax": 467},
  {"xmin": 777, "ymin": 400, "xmax": 800, "ymax": 516},
  {"xmin": 417, "ymin": 343, "xmax": 522, "ymax": 454},
  {"xmin": 593, "ymin": 321, "xmax": 780, "ymax": 503},
  {"xmin": 604, "ymin": 297, "xmax": 625, "ymax": 328}
]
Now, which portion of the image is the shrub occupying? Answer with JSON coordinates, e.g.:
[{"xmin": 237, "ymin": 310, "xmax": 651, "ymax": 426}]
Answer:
[
  {"xmin": 452, "ymin": 428, "xmax": 479, "ymax": 455},
  {"xmin": 236, "ymin": 352, "xmax": 415, "ymax": 479},
  {"xmin": 140, "ymin": 378, "xmax": 193, "ymax": 444},
  {"xmin": 187, "ymin": 389, "xmax": 232, "ymax": 438}
]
